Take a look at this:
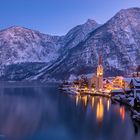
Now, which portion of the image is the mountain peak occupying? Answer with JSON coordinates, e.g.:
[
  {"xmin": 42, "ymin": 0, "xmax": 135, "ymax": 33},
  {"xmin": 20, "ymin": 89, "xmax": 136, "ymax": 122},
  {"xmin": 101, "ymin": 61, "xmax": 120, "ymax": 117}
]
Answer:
[
  {"xmin": 115, "ymin": 7, "xmax": 140, "ymax": 18},
  {"xmin": 119, "ymin": 7, "xmax": 140, "ymax": 13},
  {"xmin": 85, "ymin": 19, "xmax": 99, "ymax": 26},
  {"xmin": 106, "ymin": 7, "xmax": 140, "ymax": 29},
  {"xmin": 0, "ymin": 26, "xmax": 34, "ymax": 35},
  {"xmin": 7, "ymin": 26, "xmax": 28, "ymax": 31}
]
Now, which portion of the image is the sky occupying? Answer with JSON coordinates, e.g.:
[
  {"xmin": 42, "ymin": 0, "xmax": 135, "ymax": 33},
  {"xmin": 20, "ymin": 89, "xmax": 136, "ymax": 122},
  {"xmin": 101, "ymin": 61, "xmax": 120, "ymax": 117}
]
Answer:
[{"xmin": 0, "ymin": 0, "xmax": 140, "ymax": 35}]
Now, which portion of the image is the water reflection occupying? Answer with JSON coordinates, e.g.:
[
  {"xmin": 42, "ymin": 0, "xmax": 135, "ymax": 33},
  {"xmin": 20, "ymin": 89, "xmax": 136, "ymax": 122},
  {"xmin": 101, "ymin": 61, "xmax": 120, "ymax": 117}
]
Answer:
[
  {"xmin": 74, "ymin": 95, "xmax": 127, "ymax": 125},
  {"xmin": 75, "ymin": 95, "xmax": 80, "ymax": 106},
  {"xmin": 73, "ymin": 94, "xmax": 140, "ymax": 140},
  {"xmin": 96, "ymin": 98, "xmax": 104, "ymax": 123},
  {"xmin": 119, "ymin": 106, "xmax": 125, "ymax": 122},
  {"xmin": 91, "ymin": 97, "xmax": 94, "ymax": 108},
  {"xmin": 75, "ymin": 96, "xmax": 107, "ymax": 123},
  {"xmin": 107, "ymin": 99, "xmax": 111, "ymax": 111},
  {"xmin": 81, "ymin": 96, "xmax": 88, "ymax": 107},
  {"xmin": 0, "ymin": 86, "xmax": 139, "ymax": 140},
  {"xmin": 0, "ymin": 87, "xmax": 58, "ymax": 140}
]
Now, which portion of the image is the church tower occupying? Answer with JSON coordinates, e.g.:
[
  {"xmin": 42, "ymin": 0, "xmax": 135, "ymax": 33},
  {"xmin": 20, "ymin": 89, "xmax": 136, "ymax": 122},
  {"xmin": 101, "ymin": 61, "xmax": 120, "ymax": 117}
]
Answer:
[{"xmin": 96, "ymin": 55, "xmax": 104, "ymax": 91}]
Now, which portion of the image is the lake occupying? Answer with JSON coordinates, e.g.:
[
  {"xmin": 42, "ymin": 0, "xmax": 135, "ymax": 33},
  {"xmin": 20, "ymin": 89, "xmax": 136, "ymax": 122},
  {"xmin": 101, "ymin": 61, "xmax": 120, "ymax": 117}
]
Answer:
[{"xmin": 0, "ymin": 83, "xmax": 139, "ymax": 140}]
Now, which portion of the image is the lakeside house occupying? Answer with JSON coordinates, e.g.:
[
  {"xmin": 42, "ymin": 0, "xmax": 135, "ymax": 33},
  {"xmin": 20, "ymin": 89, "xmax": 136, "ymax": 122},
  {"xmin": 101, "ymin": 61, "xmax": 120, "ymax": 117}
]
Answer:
[
  {"xmin": 130, "ymin": 78, "xmax": 140, "ymax": 99},
  {"xmin": 132, "ymin": 72, "xmax": 140, "ymax": 77}
]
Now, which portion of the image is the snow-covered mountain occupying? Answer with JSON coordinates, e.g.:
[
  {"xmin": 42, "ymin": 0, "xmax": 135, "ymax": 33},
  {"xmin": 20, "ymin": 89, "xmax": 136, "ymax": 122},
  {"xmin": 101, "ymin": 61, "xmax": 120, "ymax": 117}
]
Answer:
[
  {"xmin": 0, "ymin": 20, "xmax": 98, "ymax": 80},
  {"xmin": 60, "ymin": 19, "xmax": 99, "ymax": 53},
  {"xmin": 35, "ymin": 7, "xmax": 140, "ymax": 81},
  {"xmin": 0, "ymin": 26, "xmax": 62, "ymax": 65},
  {"xmin": 0, "ymin": 7, "xmax": 140, "ymax": 81}
]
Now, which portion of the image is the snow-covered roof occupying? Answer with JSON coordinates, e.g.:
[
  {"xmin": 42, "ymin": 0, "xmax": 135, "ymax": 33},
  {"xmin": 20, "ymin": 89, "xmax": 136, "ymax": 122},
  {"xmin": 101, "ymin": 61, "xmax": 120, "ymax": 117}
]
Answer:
[
  {"xmin": 124, "ymin": 78, "xmax": 132, "ymax": 84},
  {"xmin": 115, "ymin": 76, "xmax": 124, "ymax": 80},
  {"xmin": 135, "ymin": 89, "xmax": 140, "ymax": 91},
  {"xmin": 137, "ymin": 94, "xmax": 140, "ymax": 100},
  {"xmin": 111, "ymin": 89, "xmax": 124, "ymax": 93},
  {"xmin": 131, "ymin": 78, "xmax": 140, "ymax": 87},
  {"xmin": 124, "ymin": 88, "xmax": 131, "ymax": 91}
]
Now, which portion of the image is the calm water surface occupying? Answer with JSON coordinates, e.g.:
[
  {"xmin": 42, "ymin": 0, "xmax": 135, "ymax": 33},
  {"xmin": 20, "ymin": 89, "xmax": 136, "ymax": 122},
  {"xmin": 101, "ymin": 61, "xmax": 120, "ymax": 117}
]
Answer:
[{"xmin": 0, "ymin": 83, "xmax": 140, "ymax": 140}]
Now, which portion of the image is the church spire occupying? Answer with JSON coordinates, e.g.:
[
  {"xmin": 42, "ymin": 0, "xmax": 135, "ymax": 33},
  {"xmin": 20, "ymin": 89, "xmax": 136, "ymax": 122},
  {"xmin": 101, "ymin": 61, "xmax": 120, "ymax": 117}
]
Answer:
[{"xmin": 98, "ymin": 54, "xmax": 102, "ymax": 65}]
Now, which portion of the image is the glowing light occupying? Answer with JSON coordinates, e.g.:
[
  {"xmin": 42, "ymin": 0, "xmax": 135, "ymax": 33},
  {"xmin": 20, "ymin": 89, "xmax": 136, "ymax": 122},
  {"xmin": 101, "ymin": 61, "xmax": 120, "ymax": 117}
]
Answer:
[
  {"xmin": 82, "ymin": 96, "xmax": 88, "ymax": 106},
  {"xmin": 96, "ymin": 99, "xmax": 104, "ymax": 123},
  {"xmin": 84, "ymin": 87, "xmax": 88, "ymax": 90},
  {"xmin": 107, "ymin": 99, "xmax": 110, "ymax": 111},
  {"xmin": 92, "ymin": 88, "xmax": 95, "ymax": 92},
  {"xmin": 97, "ymin": 65, "xmax": 103, "ymax": 76},
  {"xmin": 76, "ymin": 96, "xmax": 79, "ymax": 106},
  {"xmin": 91, "ymin": 97, "xmax": 94, "ymax": 108},
  {"xmin": 112, "ymin": 76, "xmax": 125, "ymax": 88},
  {"xmin": 99, "ymin": 98, "xmax": 102, "ymax": 103},
  {"xmin": 120, "ymin": 107, "xmax": 125, "ymax": 122},
  {"xmin": 99, "ymin": 88, "xmax": 102, "ymax": 92}
]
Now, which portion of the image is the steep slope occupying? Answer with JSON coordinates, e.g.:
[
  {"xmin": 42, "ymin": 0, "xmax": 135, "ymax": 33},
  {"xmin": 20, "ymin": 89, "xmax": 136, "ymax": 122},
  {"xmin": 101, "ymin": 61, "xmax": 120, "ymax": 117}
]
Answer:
[
  {"xmin": 0, "ymin": 7, "xmax": 140, "ymax": 81},
  {"xmin": 0, "ymin": 20, "xmax": 99, "ymax": 81},
  {"xmin": 24, "ymin": 19, "xmax": 100, "ymax": 81},
  {"xmin": 0, "ymin": 26, "xmax": 62, "ymax": 65},
  {"xmin": 60, "ymin": 19, "xmax": 99, "ymax": 52},
  {"xmin": 40, "ymin": 7, "xmax": 140, "ymax": 80}
]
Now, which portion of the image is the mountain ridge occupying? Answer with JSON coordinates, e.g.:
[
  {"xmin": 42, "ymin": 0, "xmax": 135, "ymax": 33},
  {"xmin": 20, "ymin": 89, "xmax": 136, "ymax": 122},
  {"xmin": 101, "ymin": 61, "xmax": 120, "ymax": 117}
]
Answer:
[
  {"xmin": 0, "ymin": 7, "xmax": 140, "ymax": 81},
  {"xmin": 36, "ymin": 7, "xmax": 140, "ymax": 81}
]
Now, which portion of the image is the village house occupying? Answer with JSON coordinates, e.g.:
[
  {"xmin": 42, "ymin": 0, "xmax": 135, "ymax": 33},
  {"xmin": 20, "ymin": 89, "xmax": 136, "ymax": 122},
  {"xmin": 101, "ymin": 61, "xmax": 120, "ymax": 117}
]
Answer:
[{"xmin": 129, "ymin": 78, "xmax": 140, "ymax": 98}]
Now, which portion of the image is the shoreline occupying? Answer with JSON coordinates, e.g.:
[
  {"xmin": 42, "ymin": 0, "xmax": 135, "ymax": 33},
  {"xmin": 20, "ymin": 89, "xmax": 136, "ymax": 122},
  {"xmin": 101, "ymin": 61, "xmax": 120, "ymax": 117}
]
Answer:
[
  {"xmin": 112, "ymin": 94, "xmax": 140, "ymax": 123},
  {"xmin": 0, "ymin": 81, "xmax": 60, "ymax": 88},
  {"xmin": 60, "ymin": 84, "xmax": 140, "ymax": 123}
]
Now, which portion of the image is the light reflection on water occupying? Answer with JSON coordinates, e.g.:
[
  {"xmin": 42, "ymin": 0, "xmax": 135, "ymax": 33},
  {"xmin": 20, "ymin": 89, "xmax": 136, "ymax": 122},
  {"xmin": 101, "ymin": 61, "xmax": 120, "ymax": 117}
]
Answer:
[
  {"xmin": 96, "ymin": 98, "xmax": 104, "ymax": 123},
  {"xmin": 75, "ymin": 96, "xmax": 107, "ymax": 123},
  {"xmin": 75, "ymin": 95, "xmax": 127, "ymax": 124},
  {"xmin": 0, "ymin": 85, "xmax": 139, "ymax": 140},
  {"xmin": 107, "ymin": 99, "xmax": 111, "ymax": 111}
]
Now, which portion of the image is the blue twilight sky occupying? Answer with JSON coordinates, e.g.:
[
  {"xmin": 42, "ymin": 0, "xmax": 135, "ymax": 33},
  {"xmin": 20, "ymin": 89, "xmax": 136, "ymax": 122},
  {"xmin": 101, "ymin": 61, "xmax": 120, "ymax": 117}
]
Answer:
[{"xmin": 0, "ymin": 0, "xmax": 140, "ymax": 35}]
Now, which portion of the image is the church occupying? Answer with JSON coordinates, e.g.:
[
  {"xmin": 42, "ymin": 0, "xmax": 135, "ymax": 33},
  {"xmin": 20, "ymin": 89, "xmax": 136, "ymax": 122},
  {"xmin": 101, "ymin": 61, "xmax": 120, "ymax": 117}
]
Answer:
[{"xmin": 91, "ymin": 55, "xmax": 104, "ymax": 92}]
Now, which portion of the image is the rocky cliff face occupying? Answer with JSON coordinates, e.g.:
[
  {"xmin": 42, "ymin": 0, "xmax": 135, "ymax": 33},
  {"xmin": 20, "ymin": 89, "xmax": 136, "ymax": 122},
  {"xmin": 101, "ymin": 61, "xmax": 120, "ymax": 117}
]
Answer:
[
  {"xmin": 60, "ymin": 19, "xmax": 99, "ymax": 53},
  {"xmin": 0, "ymin": 7, "xmax": 140, "ymax": 81},
  {"xmin": 0, "ymin": 20, "xmax": 99, "ymax": 80},
  {"xmin": 37, "ymin": 7, "xmax": 140, "ymax": 80},
  {"xmin": 0, "ymin": 26, "xmax": 62, "ymax": 65}
]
